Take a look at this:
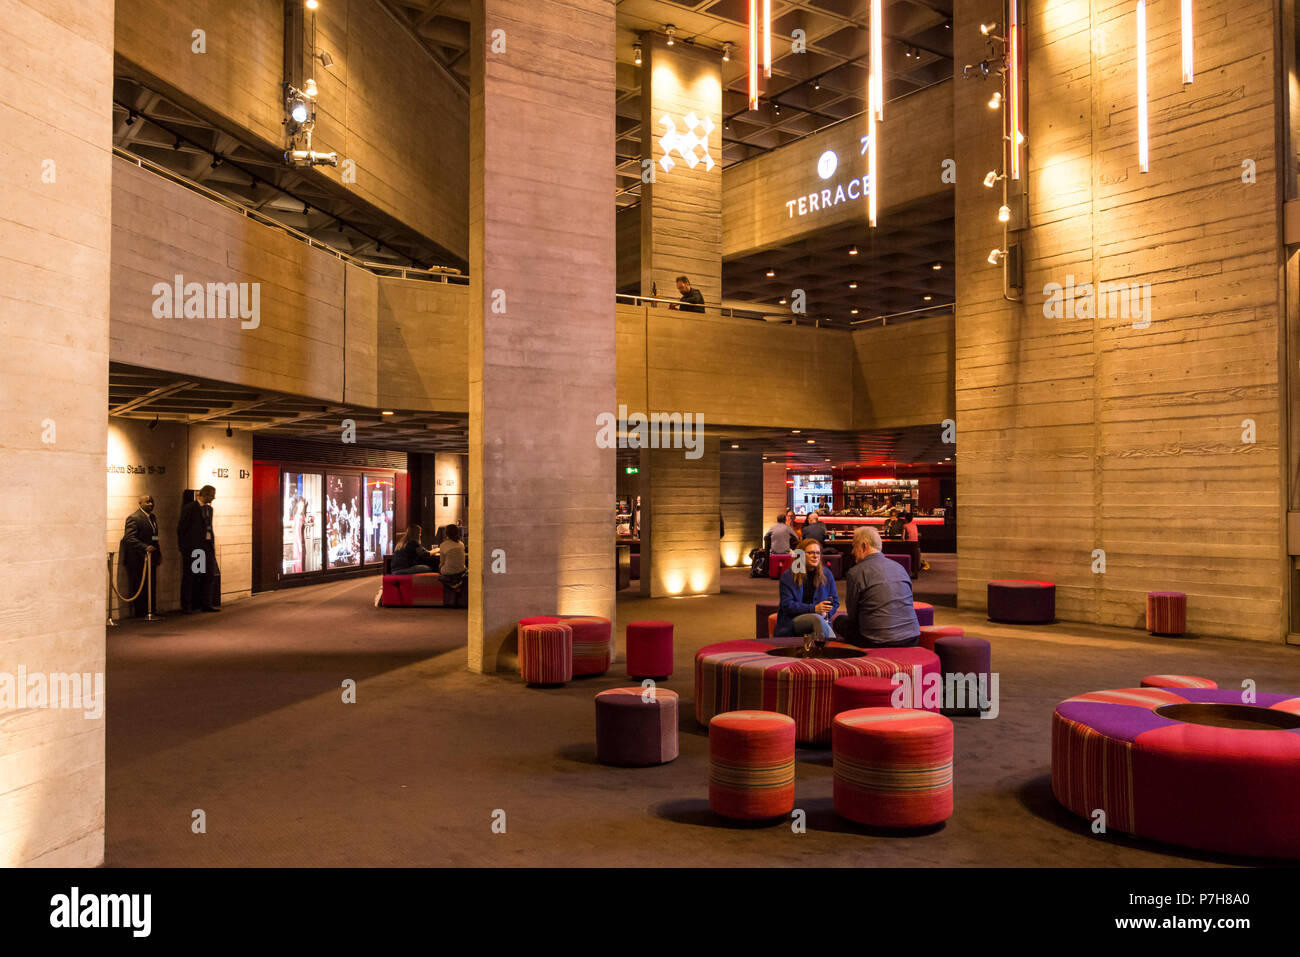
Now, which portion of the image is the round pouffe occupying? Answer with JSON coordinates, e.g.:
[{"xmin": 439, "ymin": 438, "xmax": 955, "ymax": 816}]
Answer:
[
  {"xmin": 755, "ymin": 601, "xmax": 781, "ymax": 639},
  {"xmin": 933, "ymin": 636, "xmax": 992, "ymax": 713},
  {"xmin": 833, "ymin": 708, "xmax": 954, "ymax": 828},
  {"xmin": 695, "ymin": 640, "xmax": 941, "ymax": 745},
  {"xmin": 1141, "ymin": 674, "xmax": 1217, "ymax": 689},
  {"xmin": 595, "ymin": 687, "xmax": 679, "ymax": 766},
  {"xmin": 708, "ymin": 710, "xmax": 796, "ymax": 820},
  {"xmin": 626, "ymin": 620, "xmax": 674, "ymax": 679},
  {"xmin": 832, "ymin": 676, "xmax": 901, "ymax": 716},
  {"xmin": 919, "ymin": 625, "xmax": 964, "ymax": 652},
  {"xmin": 913, "ymin": 602, "xmax": 935, "ymax": 627},
  {"xmin": 1052, "ymin": 687, "xmax": 1300, "ymax": 858},
  {"xmin": 1147, "ymin": 592, "xmax": 1187, "ymax": 636},
  {"xmin": 769, "ymin": 553, "xmax": 794, "ymax": 580},
  {"xmin": 562, "ymin": 615, "xmax": 613, "ymax": 676},
  {"xmin": 519, "ymin": 622, "xmax": 573, "ymax": 685},
  {"xmin": 987, "ymin": 580, "xmax": 1055, "ymax": 624}
]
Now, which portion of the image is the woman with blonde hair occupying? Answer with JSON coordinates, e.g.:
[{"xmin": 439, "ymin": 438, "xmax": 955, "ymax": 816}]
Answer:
[
  {"xmin": 774, "ymin": 537, "xmax": 840, "ymax": 643},
  {"xmin": 390, "ymin": 524, "xmax": 435, "ymax": 575}
]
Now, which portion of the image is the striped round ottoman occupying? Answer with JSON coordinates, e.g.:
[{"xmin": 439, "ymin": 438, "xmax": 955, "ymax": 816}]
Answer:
[
  {"xmin": 1146, "ymin": 592, "xmax": 1187, "ymax": 636},
  {"xmin": 708, "ymin": 711, "xmax": 796, "ymax": 820},
  {"xmin": 595, "ymin": 687, "xmax": 679, "ymax": 766},
  {"xmin": 519, "ymin": 621, "xmax": 573, "ymax": 685},
  {"xmin": 755, "ymin": 601, "xmax": 780, "ymax": 639},
  {"xmin": 919, "ymin": 625, "xmax": 964, "ymax": 651},
  {"xmin": 695, "ymin": 640, "xmax": 941, "ymax": 745},
  {"xmin": 626, "ymin": 620, "xmax": 673, "ymax": 679},
  {"xmin": 833, "ymin": 708, "xmax": 954, "ymax": 828},
  {"xmin": 987, "ymin": 580, "xmax": 1055, "ymax": 624},
  {"xmin": 913, "ymin": 602, "xmax": 935, "ymax": 627},
  {"xmin": 1141, "ymin": 674, "xmax": 1217, "ymax": 689},
  {"xmin": 832, "ymin": 676, "xmax": 900, "ymax": 715},
  {"xmin": 933, "ymin": 636, "xmax": 992, "ymax": 713},
  {"xmin": 1052, "ymin": 687, "xmax": 1300, "ymax": 858},
  {"xmin": 562, "ymin": 615, "xmax": 613, "ymax": 675}
]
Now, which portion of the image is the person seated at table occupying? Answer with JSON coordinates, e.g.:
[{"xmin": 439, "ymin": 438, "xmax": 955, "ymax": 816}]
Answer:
[
  {"xmin": 802, "ymin": 510, "xmax": 827, "ymax": 545},
  {"xmin": 832, "ymin": 526, "xmax": 920, "ymax": 648},
  {"xmin": 774, "ymin": 539, "xmax": 839, "ymax": 641},
  {"xmin": 438, "ymin": 523, "xmax": 467, "ymax": 588},
  {"xmin": 766, "ymin": 512, "xmax": 797, "ymax": 555},
  {"xmin": 391, "ymin": 524, "xmax": 435, "ymax": 575}
]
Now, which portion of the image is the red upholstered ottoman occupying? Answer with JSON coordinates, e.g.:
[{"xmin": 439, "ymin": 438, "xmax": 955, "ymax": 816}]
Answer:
[
  {"xmin": 1141, "ymin": 674, "xmax": 1217, "ymax": 689},
  {"xmin": 884, "ymin": 553, "xmax": 912, "ymax": 577},
  {"xmin": 595, "ymin": 687, "xmax": 678, "ymax": 766},
  {"xmin": 562, "ymin": 615, "xmax": 613, "ymax": 675},
  {"xmin": 987, "ymin": 580, "xmax": 1055, "ymax": 624},
  {"xmin": 833, "ymin": 708, "xmax": 954, "ymax": 828},
  {"xmin": 913, "ymin": 602, "xmax": 934, "ymax": 627},
  {"xmin": 755, "ymin": 601, "xmax": 781, "ymax": 639},
  {"xmin": 832, "ymin": 676, "xmax": 900, "ymax": 716},
  {"xmin": 769, "ymin": 553, "xmax": 794, "ymax": 579},
  {"xmin": 626, "ymin": 620, "xmax": 673, "ymax": 679},
  {"xmin": 519, "ymin": 621, "xmax": 572, "ymax": 685},
  {"xmin": 1146, "ymin": 592, "xmax": 1187, "ymax": 636},
  {"xmin": 708, "ymin": 711, "xmax": 796, "ymax": 820},
  {"xmin": 919, "ymin": 626, "xmax": 964, "ymax": 652},
  {"xmin": 381, "ymin": 573, "xmax": 444, "ymax": 606}
]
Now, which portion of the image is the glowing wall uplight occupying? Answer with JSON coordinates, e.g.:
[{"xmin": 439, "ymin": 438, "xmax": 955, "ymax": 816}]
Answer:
[{"xmin": 1137, "ymin": 0, "xmax": 1149, "ymax": 173}]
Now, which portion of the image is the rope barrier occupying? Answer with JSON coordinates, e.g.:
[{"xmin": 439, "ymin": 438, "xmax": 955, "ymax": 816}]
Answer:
[{"xmin": 108, "ymin": 549, "xmax": 153, "ymax": 603}]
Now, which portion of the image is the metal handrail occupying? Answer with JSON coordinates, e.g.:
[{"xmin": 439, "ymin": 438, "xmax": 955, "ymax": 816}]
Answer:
[
  {"xmin": 850, "ymin": 302, "xmax": 955, "ymax": 327},
  {"xmin": 112, "ymin": 147, "xmax": 467, "ymax": 284}
]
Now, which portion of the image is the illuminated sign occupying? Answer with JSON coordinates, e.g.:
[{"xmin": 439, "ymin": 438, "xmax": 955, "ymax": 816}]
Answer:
[
  {"xmin": 817, "ymin": 150, "xmax": 838, "ymax": 180},
  {"xmin": 658, "ymin": 112, "xmax": 715, "ymax": 172},
  {"xmin": 784, "ymin": 150, "xmax": 870, "ymax": 219}
]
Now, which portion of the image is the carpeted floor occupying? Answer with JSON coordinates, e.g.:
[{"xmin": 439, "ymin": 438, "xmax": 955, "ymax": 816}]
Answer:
[{"xmin": 105, "ymin": 568, "xmax": 1300, "ymax": 867}]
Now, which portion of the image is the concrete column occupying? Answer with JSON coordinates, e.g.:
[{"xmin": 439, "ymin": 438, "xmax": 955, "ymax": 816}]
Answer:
[
  {"xmin": 639, "ymin": 439, "xmax": 721, "ymax": 597},
  {"xmin": 0, "ymin": 0, "xmax": 114, "ymax": 865},
  {"xmin": 720, "ymin": 449, "xmax": 763, "ymax": 568},
  {"xmin": 763, "ymin": 462, "xmax": 788, "ymax": 525},
  {"xmin": 468, "ymin": 0, "xmax": 617, "ymax": 672},
  {"xmin": 639, "ymin": 34, "xmax": 723, "ymax": 304}
]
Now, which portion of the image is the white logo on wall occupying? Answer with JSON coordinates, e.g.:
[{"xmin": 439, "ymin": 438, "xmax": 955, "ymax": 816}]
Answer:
[
  {"xmin": 658, "ymin": 112, "xmax": 715, "ymax": 172},
  {"xmin": 817, "ymin": 150, "xmax": 838, "ymax": 180}
]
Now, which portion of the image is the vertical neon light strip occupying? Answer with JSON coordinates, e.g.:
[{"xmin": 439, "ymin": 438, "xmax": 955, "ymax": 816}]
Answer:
[
  {"xmin": 763, "ymin": 0, "xmax": 772, "ymax": 78},
  {"xmin": 749, "ymin": 0, "xmax": 758, "ymax": 109},
  {"xmin": 1181, "ymin": 0, "xmax": 1194, "ymax": 83},
  {"xmin": 870, "ymin": 0, "xmax": 883, "ymax": 120},
  {"xmin": 1137, "ymin": 0, "xmax": 1149, "ymax": 172},
  {"xmin": 1009, "ymin": 0, "xmax": 1021, "ymax": 180},
  {"xmin": 868, "ymin": 76, "xmax": 878, "ymax": 227}
]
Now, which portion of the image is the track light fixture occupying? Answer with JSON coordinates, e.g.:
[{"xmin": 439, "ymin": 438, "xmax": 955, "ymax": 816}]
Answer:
[
  {"xmin": 722, "ymin": 42, "xmax": 731, "ymax": 62},
  {"xmin": 988, "ymin": 90, "xmax": 1002, "ymax": 109},
  {"xmin": 226, "ymin": 423, "xmax": 233, "ymax": 437},
  {"xmin": 665, "ymin": 24, "xmax": 675, "ymax": 46},
  {"xmin": 988, "ymin": 248, "xmax": 1005, "ymax": 265},
  {"xmin": 998, "ymin": 204, "xmax": 1011, "ymax": 222},
  {"xmin": 316, "ymin": 49, "xmax": 334, "ymax": 68},
  {"xmin": 983, "ymin": 170, "xmax": 1004, "ymax": 188},
  {"xmin": 849, "ymin": 245, "xmax": 859, "ymax": 256},
  {"xmin": 633, "ymin": 43, "xmax": 642, "ymax": 66}
]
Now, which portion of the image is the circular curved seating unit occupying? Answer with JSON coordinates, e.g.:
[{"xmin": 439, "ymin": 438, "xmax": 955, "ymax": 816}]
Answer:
[
  {"xmin": 754, "ymin": 601, "xmax": 781, "ymax": 639},
  {"xmin": 518, "ymin": 621, "xmax": 573, "ymax": 685},
  {"xmin": 769, "ymin": 553, "xmax": 794, "ymax": 580},
  {"xmin": 1140, "ymin": 674, "xmax": 1217, "ymax": 689},
  {"xmin": 832, "ymin": 676, "xmax": 901, "ymax": 716},
  {"xmin": 1146, "ymin": 592, "xmax": 1187, "ymax": 636},
  {"xmin": 919, "ymin": 625, "xmax": 964, "ymax": 652},
  {"xmin": 913, "ymin": 602, "xmax": 935, "ymax": 627},
  {"xmin": 595, "ymin": 687, "xmax": 679, "ymax": 766},
  {"xmin": 695, "ymin": 640, "xmax": 941, "ymax": 745},
  {"xmin": 1052, "ymin": 687, "xmax": 1300, "ymax": 858},
  {"xmin": 626, "ymin": 620, "xmax": 674, "ymax": 679},
  {"xmin": 933, "ymin": 636, "xmax": 992, "ymax": 714},
  {"xmin": 708, "ymin": 710, "xmax": 796, "ymax": 820},
  {"xmin": 987, "ymin": 580, "xmax": 1055, "ymax": 624},
  {"xmin": 561, "ymin": 615, "xmax": 613, "ymax": 675},
  {"xmin": 833, "ymin": 708, "xmax": 954, "ymax": 828}
]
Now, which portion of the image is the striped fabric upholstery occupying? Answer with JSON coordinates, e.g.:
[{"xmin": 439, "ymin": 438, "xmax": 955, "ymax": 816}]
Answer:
[
  {"xmin": 595, "ymin": 687, "xmax": 678, "ymax": 766},
  {"xmin": 708, "ymin": 711, "xmax": 796, "ymax": 820},
  {"xmin": 919, "ymin": 626, "xmax": 964, "ymax": 651},
  {"xmin": 832, "ymin": 676, "xmax": 899, "ymax": 716},
  {"xmin": 832, "ymin": 708, "xmax": 953, "ymax": 828},
  {"xmin": 1050, "ymin": 711, "xmax": 1137, "ymax": 834},
  {"xmin": 695, "ymin": 640, "xmax": 941, "ymax": 746},
  {"xmin": 1145, "ymin": 592, "xmax": 1187, "ymax": 636},
  {"xmin": 1140, "ymin": 674, "xmax": 1216, "ymax": 689},
  {"xmin": 518, "ymin": 622, "xmax": 573, "ymax": 685},
  {"xmin": 562, "ymin": 615, "xmax": 613, "ymax": 675},
  {"xmin": 380, "ymin": 573, "xmax": 444, "ymax": 607}
]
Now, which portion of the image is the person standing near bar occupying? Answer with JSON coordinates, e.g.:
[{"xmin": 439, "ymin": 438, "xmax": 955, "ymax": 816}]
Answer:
[
  {"xmin": 120, "ymin": 494, "xmax": 162, "ymax": 618},
  {"xmin": 178, "ymin": 484, "xmax": 219, "ymax": 613}
]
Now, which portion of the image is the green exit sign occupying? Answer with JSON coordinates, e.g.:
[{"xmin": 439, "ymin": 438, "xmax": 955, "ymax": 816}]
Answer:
[{"xmin": 625, "ymin": 466, "xmax": 639, "ymax": 474}]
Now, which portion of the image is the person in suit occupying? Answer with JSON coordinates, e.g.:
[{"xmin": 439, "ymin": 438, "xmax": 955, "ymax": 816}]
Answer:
[
  {"xmin": 120, "ymin": 494, "xmax": 163, "ymax": 618},
  {"xmin": 178, "ymin": 484, "xmax": 219, "ymax": 613}
]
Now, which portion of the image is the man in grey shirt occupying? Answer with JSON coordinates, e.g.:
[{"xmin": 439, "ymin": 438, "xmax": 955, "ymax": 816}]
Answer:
[
  {"xmin": 802, "ymin": 510, "xmax": 827, "ymax": 546},
  {"xmin": 766, "ymin": 513, "xmax": 797, "ymax": 554},
  {"xmin": 832, "ymin": 526, "xmax": 920, "ymax": 647}
]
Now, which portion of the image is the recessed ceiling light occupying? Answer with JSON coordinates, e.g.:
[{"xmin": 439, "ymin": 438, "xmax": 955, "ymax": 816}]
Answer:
[
  {"xmin": 806, "ymin": 439, "xmax": 815, "ymax": 444},
  {"xmin": 766, "ymin": 268, "xmax": 775, "ymax": 277},
  {"xmin": 381, "ymin": 410, "xmax": 394, "ymax": 416},
  {"xmin": 850, "ymin": 308, "xmax": 859, "ymax": 315},
  {"xmin": 791, "ymin": 429, "xmax": 801, "ymax": 434},
  {"xmin": 923, "ymin": 295, "xmax": 932, "ymax": 301},
  {"xmin": 849, "ymin": 245, "xmax": 859, "ymax": 256},
  {"xmin": 932, "ymin": 263, "xmax": 942, "ymax": 270},
  {"xmin": 849, "ymin": 282, "xmax": 858, "ymax": 289},
  {"xmin": 730, "ymin": 444, "xmax": 739, "ymax": 449}
]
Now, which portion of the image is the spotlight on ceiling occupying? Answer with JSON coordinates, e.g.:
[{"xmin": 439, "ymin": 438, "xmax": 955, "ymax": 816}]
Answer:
[
  {"xmin": 980, "ymin": 22, "xmax": 998, "ymax": 35},
  {"xmin": 850, "ymin": 308, "xmax": 859, "ymax": 315},
  {"xmin": 848, "ymin": 282, "xmax": 858, "ymax": 289},
  {"xmin": 849, "ymin": 245, "xmax": 859, "ymax": 256},
  {"xmin": 306, "ymin": 0, "xmax": 319, "ymax": 9},
  {"xmin": 932, "ymin": 263, "xmax": 942, "ymax": 270},
  {"xmin": 923, "ymin": 295, "xmax": 933, "ymax": 301},
  {"xmin": 722, "ymin": 42, "xmax": 731, "ymax": 62},
  {"xmin": 226, "ymin": 423, "xmax": 233, "ymax": 437},
  {"xmin": 988, "ymin": 248, "xmax": 1005, "ymax": 265},
  {"xmin": 633, "ymin": 43, "xmax": 642, "ymax": 66},
  {"xmin": 998, "ymin": 204, "xmax": 1011, "ymax": 223},
  {"xmin": 381, "ymin": 410, "xmax": 395, "ymax": 416},
  {"xmin": 806, "ymin": 439, "xmax": 815, "ymax": 444},
  {"xmin": 765, "ymin": 268, "xmax": 775, "ymax": 277},
  {"xmin": 665, "ymin": 24, "xmax": 676, "ymax": 46}
]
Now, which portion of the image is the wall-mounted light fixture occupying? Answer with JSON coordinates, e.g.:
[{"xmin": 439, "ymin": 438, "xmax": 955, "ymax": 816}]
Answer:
[
  {"xmin": 1181, "ymin": 0, "xmax": 1194, "ymax": 83},
  {"xmin": 1137, "ymin": 0, "xmax": 1149, "ymax": 172},
  {"xmin": 665, "ymin": 24, "xmax": 676, "ymax": 46},
  {"xmin": 633, "ymin": 43, "xmax": 642, "ymax": 66}
]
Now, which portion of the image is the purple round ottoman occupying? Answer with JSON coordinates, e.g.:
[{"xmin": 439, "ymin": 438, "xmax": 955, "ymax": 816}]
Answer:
[
  {"xmin": 823, "ymin": 552, "xmax": 844, "ymax": 578},
  {"xmin": 933, "ymin": 635, "xmax": 992, "ymax": 713},
  {"xmin": 626, "ymin": 620, "xmax": 673, "ymax": 679},
  {"xmin": 987, "ymin": 580, "xmax": 1055, "ymax": 624},
  {"xmin": 920, "ymin": 626, "xmax": 964, "ymax": 651},
  {"xmin": 913, "ymin": 602, "xmax": 934, "ymax": 627},
  {"xmin": 884, "ymin": 553, "xmax": 912, "ymax": 577},
  {"xmin": 755, "ymin": 601, "xmax": 781, "ymax": 639},
  {"xmin": 595, "ymin": 687, "xmax": 679, "ymax": 766}
]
